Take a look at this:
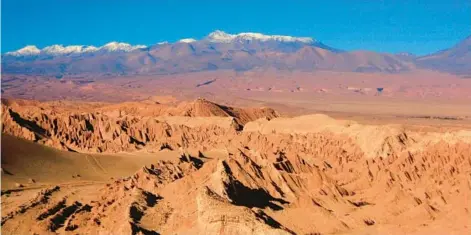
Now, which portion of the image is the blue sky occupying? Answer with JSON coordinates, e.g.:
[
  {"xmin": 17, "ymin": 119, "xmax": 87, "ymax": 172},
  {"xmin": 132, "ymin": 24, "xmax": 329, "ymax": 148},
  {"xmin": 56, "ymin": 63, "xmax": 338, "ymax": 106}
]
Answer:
[{"xmin": 2, "ymin": 0, "xmax": 470, "ymax": 55}]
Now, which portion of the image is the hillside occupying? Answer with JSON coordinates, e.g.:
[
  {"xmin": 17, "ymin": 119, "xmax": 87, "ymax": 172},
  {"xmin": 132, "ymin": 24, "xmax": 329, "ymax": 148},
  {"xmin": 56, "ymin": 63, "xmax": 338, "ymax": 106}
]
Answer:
[
  {"xmin": 416, "ymin": 35, "xmax": 471, "ymax": 76},
  {"xmin": 1, "ymin": 134, "xmax": 176, "ymax": 189}
]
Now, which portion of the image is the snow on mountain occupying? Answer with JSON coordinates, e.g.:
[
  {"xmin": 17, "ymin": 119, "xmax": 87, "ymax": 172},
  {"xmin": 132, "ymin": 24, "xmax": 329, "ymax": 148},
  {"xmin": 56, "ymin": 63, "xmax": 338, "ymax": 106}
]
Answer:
[
  {"xmin": 5, "ymin": 42, "xmax": 147, "ymax": 56},
  {"xmin": 42, "ymin": 45, "xmax": 99, "ymax": 55},
  {"xmin": 100, "ymin": 42, "xmax": 147, "ymax": 52},
  {"xmin": 206, "ymin": 30, "xmax": 315, "ymax": 44},
  {"xmin": 4, "ymin": 31, "xmax": 317, "ymax": 57},
  {"xmin": 178, "ymin": 38, "xmax": 197, "ymax": 43},
  {"xmin": 5, "ymin": 45, "xmax": 41, "ymax": 56},
  {"xmin": 2, "ymin": 30, "xmax": 416, "ymax": 75}
]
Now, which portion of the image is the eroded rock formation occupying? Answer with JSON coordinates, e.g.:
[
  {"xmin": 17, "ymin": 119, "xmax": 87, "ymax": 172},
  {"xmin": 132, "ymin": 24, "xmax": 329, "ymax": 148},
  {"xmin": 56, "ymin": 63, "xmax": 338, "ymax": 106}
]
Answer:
[{"xmin": 1, "ymin": 99, "xmax": 470, "ymax": 234}]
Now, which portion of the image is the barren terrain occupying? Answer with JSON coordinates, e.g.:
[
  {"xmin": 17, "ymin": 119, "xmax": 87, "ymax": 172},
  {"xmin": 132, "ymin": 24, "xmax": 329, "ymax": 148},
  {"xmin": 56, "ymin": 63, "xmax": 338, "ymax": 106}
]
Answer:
[
  {"xmin": 3, "ymin": 69, "xmax": 471, "ymax": 123},
  {"xmin": 2, "ymin": 16, "xmax": 471, "ymax": 235},
  {"xmin": 1, "ymin": 97, "xmax": 470, "ymax": 235}
]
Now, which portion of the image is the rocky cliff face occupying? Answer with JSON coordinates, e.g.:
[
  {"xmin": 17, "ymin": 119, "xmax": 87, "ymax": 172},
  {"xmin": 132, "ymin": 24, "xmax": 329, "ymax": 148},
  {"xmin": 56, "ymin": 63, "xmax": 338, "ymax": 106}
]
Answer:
[
  {"xmin": 1, "ymin": 98, "xmax": 470, "ymax": 234},
  {"xmin": 1, "ymin": 98, "xmax": 278, "ymax": 153}
]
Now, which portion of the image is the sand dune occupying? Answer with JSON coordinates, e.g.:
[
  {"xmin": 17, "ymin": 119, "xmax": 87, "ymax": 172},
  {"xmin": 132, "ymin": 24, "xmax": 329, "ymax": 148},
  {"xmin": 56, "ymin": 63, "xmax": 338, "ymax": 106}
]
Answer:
[{"xmin": 1, "ymin": 134, "xmax": 180, "ymax": 189}]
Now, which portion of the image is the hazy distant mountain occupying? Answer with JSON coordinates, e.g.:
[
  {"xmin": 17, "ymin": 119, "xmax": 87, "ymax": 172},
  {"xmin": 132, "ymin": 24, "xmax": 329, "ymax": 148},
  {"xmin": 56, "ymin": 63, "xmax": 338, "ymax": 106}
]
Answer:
[
  {"xmin": 416, "ymin": 35, "xmax": 471, "ymax": 76},
  {"xmin": 394, "ymin": 52, "xmax": 416, "ymax": 61},
  {"xmin": 2, "ymin": 30, "xmax": 417, "ymax": 75}
]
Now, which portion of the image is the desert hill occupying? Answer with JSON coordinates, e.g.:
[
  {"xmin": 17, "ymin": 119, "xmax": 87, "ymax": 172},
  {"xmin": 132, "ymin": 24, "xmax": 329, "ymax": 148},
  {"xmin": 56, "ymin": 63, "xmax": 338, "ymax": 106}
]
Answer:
[{"xmin": 1, "ymin": 99, "xmax": 470, "ymax": 234}]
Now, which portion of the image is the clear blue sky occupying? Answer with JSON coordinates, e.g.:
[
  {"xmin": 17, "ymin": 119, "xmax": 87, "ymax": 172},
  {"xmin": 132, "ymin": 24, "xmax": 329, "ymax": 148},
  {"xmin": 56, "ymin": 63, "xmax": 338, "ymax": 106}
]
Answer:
[{"xmin": 2, "ymin": 0, "xmax": 470, "ymax": 55}]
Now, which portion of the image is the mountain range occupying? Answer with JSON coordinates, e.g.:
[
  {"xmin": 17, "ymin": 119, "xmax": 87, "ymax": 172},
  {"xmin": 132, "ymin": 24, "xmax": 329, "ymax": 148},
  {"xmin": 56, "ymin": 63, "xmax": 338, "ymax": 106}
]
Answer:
[
  {"xmin": 415, "ymin": 35, "xmax": 471, "ymax": 76},
  {"xmin": 2, "ymin": 30, "xmax": 470, "ymax": 76}
]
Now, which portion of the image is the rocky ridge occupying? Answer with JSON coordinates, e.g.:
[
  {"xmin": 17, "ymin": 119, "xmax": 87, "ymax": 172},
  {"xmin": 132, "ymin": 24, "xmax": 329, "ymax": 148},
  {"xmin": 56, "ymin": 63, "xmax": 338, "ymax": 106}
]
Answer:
[{"xmin": 1, "ymin": 98, "xmax": 470, "ymax": 234}]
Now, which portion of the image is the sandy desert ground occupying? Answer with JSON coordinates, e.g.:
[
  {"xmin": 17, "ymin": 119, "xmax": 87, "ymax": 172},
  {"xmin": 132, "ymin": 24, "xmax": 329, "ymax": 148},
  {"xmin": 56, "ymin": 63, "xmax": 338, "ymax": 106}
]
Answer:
[
  {"xmin": 1, "ymin": 96, "xmax": 470, "ymax": 235},
  {"xmin": 3, "ymin": 69, "xmax": 471, "ymax": 118}
]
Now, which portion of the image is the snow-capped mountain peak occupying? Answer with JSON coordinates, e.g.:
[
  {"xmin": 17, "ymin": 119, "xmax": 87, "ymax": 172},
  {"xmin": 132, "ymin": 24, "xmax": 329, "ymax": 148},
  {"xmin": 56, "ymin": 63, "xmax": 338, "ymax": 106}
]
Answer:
[
  {"xmin": 5, "ymin": 42, "xmax": 147, "ymax": 56},
  {"xmin": 206, "ymin": 30, "xmax": 315, "ymax": 44},
  {"xmin": 178, "ymin": 38, "xmax": 197, "ymax": 43},
  {"xmin": 41, "ymin": 45, "xmax": 99, "ymax": 55},
  {"xmin": 5, "ymin": 45, "xmax": 41, "ymax": 56},
  {"xmin": 4, "ymin": 31, "xmax": 316, "ymax": 57},
  {"xmin": 101, "ymin": 42, "xmax": 146, "ymax": 52},
  {"xmin": 206, "ymin": 30, "xmax": 234, "ymax": 43}
]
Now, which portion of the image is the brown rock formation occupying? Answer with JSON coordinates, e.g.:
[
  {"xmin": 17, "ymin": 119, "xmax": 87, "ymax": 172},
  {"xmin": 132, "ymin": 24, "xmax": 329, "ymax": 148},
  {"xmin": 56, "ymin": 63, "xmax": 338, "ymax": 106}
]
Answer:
[{"xmin": 1, "ymin": 98, "xmax": 470, "ymax": 235}]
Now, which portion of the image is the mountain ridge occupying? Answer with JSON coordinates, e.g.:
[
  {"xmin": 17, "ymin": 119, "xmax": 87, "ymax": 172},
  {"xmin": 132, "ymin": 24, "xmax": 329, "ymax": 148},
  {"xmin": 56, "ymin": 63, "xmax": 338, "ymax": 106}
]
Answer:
[
  {"xmin": 2, "ymin": 31, "xmax": 470, "ymax": 76},
  {"xmin": 415, "ymin": 35, "xmax": 471, "ymax": 76}
]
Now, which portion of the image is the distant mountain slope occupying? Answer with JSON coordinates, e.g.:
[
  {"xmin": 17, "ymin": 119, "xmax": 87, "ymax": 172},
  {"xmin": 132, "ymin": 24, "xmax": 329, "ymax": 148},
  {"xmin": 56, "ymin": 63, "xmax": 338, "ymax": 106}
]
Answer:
[
  {"xmin": 1, "ymin": 31, "xmax": 412, "ymax": 75},
  {"xmin": 416, "ymin": 35, "xmax": 471, "ymax": 76}
]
